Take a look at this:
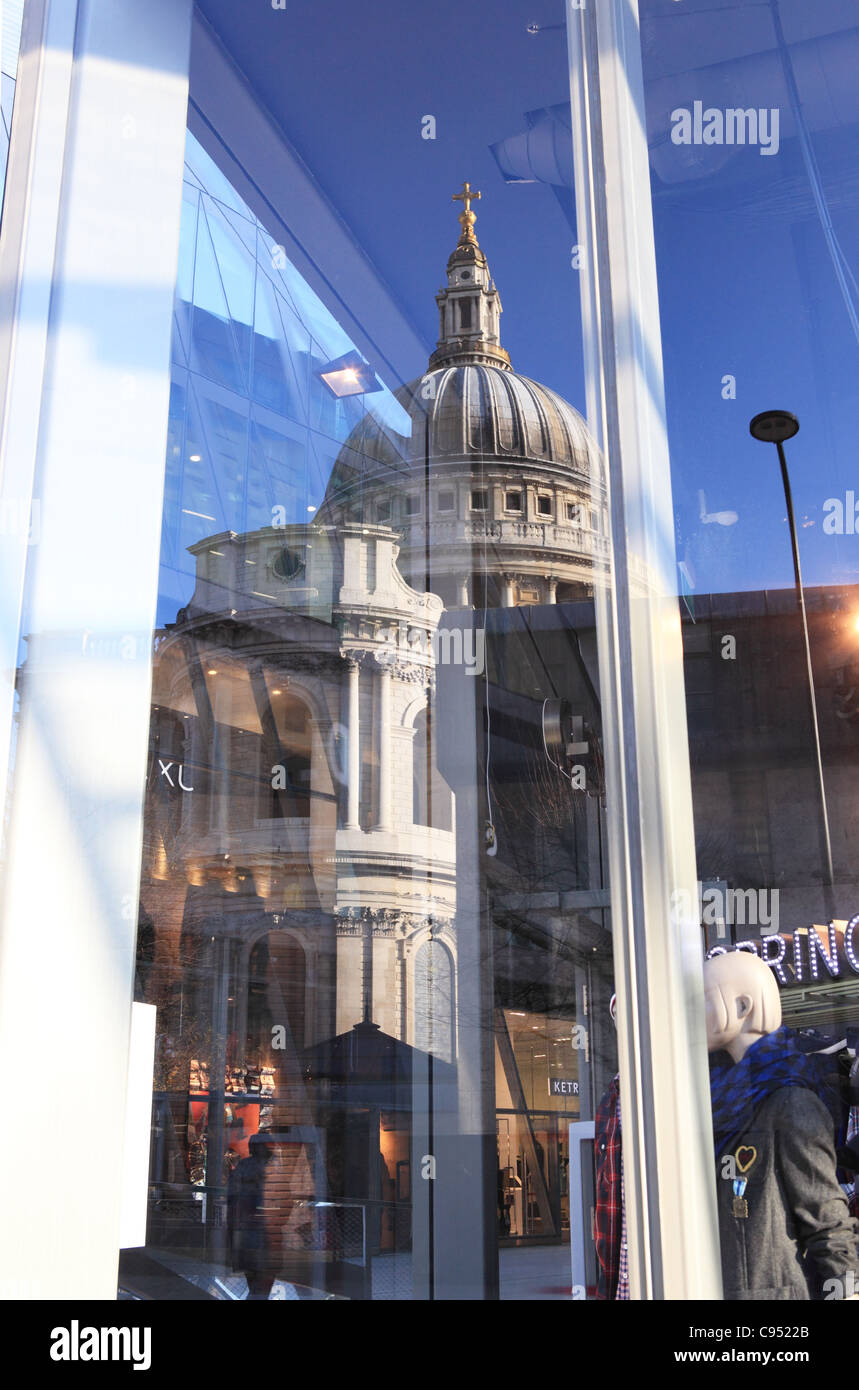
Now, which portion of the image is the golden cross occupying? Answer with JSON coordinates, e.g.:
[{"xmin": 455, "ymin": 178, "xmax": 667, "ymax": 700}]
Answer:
[
  {"xmin": 452, "ymin": 180, "xmax": 481, "ymax": 215},
  {"xmin": 452, "ymin": 181, "xmax": 481, "ymax": 243}
]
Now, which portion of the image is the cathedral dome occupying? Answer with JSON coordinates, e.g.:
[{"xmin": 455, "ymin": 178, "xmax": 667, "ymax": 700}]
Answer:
[
  {"xmin": 320, "ymin": 183, "xmax": 606, "ymax": 608},
  {"xmin": 335, "ymin": 362, "xmax": 600, "ymax": 481}
]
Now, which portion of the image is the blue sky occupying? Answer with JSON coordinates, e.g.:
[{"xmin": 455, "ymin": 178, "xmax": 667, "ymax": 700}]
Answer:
[{"xmin": 196, "ymin": 0, "xmax": 859, "ymax": 597}]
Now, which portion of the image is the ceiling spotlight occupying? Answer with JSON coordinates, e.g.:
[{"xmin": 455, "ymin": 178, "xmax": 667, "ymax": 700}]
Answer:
[{"xmin": 317, "ymin": 351, "xmax": 382, "ymax": 398}]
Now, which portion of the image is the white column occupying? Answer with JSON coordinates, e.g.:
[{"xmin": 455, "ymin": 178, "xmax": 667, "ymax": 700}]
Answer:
[
  {"xmin": 335, "ymin": 926, "xmax": 364, "ymax": 1034},
  {"xmin": 376, "ymin": 662, "xmax": 392, "ymax": 830},
  {"xmin": 502, "ymin": 574, "xmax": 515, "ymax": 608},
  {"xmin": 457, "ymin": 573, "xmax": 470, "ymax": 607},
  {"xmin": 0, "ymin": 0, "xmax": 192, "ymax": 1299},
  {"xmin": 545, "ymin": 576, "xmax": 558, "ymax": 604},
  {"xmin": 568, "ymin": 0, "xmax": 721, "ymax": 1299},
  {"xmin": 345, "ymin": 658, "xmax": 361, "ymax": 828}
]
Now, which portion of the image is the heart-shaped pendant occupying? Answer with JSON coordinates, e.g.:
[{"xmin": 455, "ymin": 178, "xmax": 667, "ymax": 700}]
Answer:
[{"xmin": 735, "ymin": 1145, "xmax": 757, "ymax": 1174}]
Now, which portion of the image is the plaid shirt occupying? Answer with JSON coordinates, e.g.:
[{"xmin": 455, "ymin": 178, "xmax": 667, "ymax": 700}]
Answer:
[
  {"xmin": 617, "ymin": 1152, "xmax": 630, "ymax": 1299},
  {"xmin": 594, "ymin": 1074, "xmax": 623, "ymax": 1299}
]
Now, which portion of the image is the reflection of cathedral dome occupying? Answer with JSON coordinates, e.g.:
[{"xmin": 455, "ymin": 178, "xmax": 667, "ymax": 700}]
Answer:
[
  {"xmin": 331, "ymin": 363, "xmax": 599, "ymax": 478},
  {"xmin": 320, "ymin": 182, "xmax": 606, "ymax": 608}
]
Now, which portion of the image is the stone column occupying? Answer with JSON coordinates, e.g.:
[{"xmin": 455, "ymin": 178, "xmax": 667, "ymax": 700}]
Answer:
[
  {"xmin": 334, "ymin": 915, "xmax": 364, "ymax": 1034},
  {"xmin": 545, "ymin": 575, "xmax": 558, "ymax": 604},
  {"xmin": 376, "ymin": 662, "xmax": 392, "ymax": 830},
  {"xmin": 457, "ymin": 574, "xmax": 470, "ymax": 608},
  {"xmin": 502, "ymin": 574, "xmax": 515, "ymax": 608},
  {"xmin": 345, "ymin": 659, "xmax": 361, "ymax": 829}
]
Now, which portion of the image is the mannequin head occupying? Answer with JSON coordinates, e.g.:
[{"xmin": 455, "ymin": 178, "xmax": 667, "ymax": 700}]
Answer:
[{"xmin": 703, "ymin": 951, "xmax": 782, "ymax": 1063}]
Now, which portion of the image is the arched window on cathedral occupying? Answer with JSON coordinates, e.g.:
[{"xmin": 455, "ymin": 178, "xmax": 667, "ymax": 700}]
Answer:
[
  {"xmin": 247, "ymin": 930, "xmax": 307, "ymax": 1059},
  {"xmin": 268, "ymin": 692, "xmax": 312, "ymax": 819},
  {"xmin": 413, "ymin": 939, "xmax": 454, "ymax": 1063},
  {"xmin": 412, "ymin": 708, "xmax": 453, "ymax": 831}
]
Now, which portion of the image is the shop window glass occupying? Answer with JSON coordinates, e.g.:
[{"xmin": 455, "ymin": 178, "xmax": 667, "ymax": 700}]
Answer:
[
  {"xmin": 628, "ymin": 0, "xmax": 859, "ymax": 1304},
  {"xmin": 132, "ymin": 11, "xmax": 617, "ymax": 1306}
]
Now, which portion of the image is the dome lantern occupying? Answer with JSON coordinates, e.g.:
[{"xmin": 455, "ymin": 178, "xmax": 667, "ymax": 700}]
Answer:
[{"xmin": 429, "ymin": 181, "xmax": 511, "ymax": 372}]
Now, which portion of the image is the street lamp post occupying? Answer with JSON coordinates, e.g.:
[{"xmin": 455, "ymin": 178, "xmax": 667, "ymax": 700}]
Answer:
[{"xmin": 749, "ymin": 410, "xmax": 835, "ymax": 918}]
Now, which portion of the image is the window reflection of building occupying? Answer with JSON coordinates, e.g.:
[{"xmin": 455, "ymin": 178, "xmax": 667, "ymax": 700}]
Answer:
[
  {"xmin": 412, "ymin": 709, "xmax": 453, "ymax": 832},
  {"xmin": 246, "ymin": 931, "xmax": 307, "ymax": 1054},
  {"xmin": 413, "ymin": 938, "xmax": 455, "ymax": 1062},
  {"xmin": 138, "ymin": 138, "xmax": 613, "ymax": 1296}
]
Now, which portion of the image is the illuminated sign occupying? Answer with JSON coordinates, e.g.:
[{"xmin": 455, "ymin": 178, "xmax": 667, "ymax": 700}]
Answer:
[
  {"xmin": 705, "ymin": 916, "xmax": 859, "ymax": 988},
  {"xmin": 550, "ymin": 1078, "xmax": 580, "ymax": 1097}
]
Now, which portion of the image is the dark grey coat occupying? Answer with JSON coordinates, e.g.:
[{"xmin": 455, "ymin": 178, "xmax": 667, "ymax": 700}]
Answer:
[{"xmin": 716, "ymin": 1086, "xmax": 859, "ymax": 1300}]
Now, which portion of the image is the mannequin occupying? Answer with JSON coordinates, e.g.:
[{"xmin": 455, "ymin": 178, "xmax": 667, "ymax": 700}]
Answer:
[{"xmin": 704, "ymin": 951, "xmax": 859, "ymax": 1300}]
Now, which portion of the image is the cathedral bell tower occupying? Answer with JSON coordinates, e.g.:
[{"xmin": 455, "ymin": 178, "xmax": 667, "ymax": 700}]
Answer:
[{"xmin": 429, "ymin": 181, "xmax": 511, "ymax": 372}]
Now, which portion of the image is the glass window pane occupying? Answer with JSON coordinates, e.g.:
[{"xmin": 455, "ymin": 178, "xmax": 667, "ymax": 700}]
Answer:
[
  {"xmin": 131, "ymin": 8, "xmax": 620, "ymax": 1304},
  {"xmin": 634, "ymin": 0, "xmax": 859, "ymax": 1302}
]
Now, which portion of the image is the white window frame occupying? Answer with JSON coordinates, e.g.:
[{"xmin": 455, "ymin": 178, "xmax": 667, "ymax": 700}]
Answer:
[
  {"xmin": 0, "ymin": 0, "xmax": 193, "ymax": 1299},
  {"xmin": 566, "ymin": 0, "xmax": 721, "ymax": 1300}
]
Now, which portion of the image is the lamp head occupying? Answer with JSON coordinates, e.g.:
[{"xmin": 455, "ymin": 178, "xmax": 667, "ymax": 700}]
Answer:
[{"xmin": 749, "ymin": 410, "xmax": 799, "ymax": 445}]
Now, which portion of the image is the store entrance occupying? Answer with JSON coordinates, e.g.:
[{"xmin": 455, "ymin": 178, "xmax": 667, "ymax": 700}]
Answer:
[{"xmin": 496, "ymin": 1113, "xmax": 564, "ymax": 1242}]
